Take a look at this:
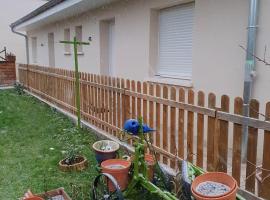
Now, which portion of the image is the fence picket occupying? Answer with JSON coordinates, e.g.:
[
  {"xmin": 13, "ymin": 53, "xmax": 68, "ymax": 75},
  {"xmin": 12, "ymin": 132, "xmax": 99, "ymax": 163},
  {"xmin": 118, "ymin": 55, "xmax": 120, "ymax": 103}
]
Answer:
[
  {"xmin": 197, "ymin": 91, "xmax": 205, "ymax": 168},
  {"xmin": 245, "ymin": 99, "xmax": 259, "ymax": 193},
  {"xmin": 259, "ymin": 102, "xmax": 270, "ymax": 198},
  {"xmin": 232, "ymin": 97, "xmax": 243, "ymax": 185},
  {"xmin": 217, "ymin": 95, "xmax": 230, "ymax": 172},
  {"xmin": 170, "ymin": 87, "xmax": 176, "ymax": 169},
  {"xmin": 163, "ymin": 86, "xmax": 168, "ymax": 165},
  {"xmin": 207, "ymin": 93, "xmax": 216, "ymax": 171},
  {"xmin": 187, "ymin": 90, "xmax": 194, "ymax": 163},
  {"xmin": 156, "ymin": 84, "xmax": 161, "ymax": 160},
  {"xmin": 178, "ymin": 88, "xmax": 185, "ymax": 159}
]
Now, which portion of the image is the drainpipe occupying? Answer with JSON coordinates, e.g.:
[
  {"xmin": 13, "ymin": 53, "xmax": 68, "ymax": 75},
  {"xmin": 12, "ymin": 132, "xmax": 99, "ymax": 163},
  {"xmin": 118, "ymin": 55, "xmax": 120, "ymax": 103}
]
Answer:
[
  {"xmin": 10, "ymin": 26, "xmax": 29, "ymax": 64},
  {"xmin": 242, "ymin": 0, "xmax": 259, "ymax": 160}
]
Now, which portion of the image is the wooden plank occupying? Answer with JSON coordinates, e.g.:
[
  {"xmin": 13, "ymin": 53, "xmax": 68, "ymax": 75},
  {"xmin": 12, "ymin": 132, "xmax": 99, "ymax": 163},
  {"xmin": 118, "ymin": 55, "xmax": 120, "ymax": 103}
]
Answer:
[
  {"xmin": 162, "ymin": 86, "xmax": 168, "ymax": 165},
  {"xmin": 123, "ymin": 79, "xmax": 130, "ymax": 124},
  {"xmin": 170, "ymin": 87, "xmax": 176, "ymax": 169},
  {"xmin": 217, "ymin": 95, "xmax": 230, "ymax": 172},
  {"xmin": 117, "ymin": 78, "xmax": 121, "ymax": 134},
  {"xmin": 207, "ymin": 93, "xmax": 216, "ymax": 171},
  {"xmin": 187, "ymin": 89, "xmax": 194, "ymax": 163},
  {"xmin": 178, "ymin": 88, "xmax": 185, "ymax": 159},
  {"xmin": 259, "ymin": 102, "xmax": 270, "ymax": 198},
  {"xmin": 149, "ymin": 84, "xmax": 154, "ymax": 146},
  {"xmin": 155, "ymin": 84, "xmax": 161, "ymax": 160},
  {"xmin": 143, "ymin": 82, "xmax": 148, "ymax": 124},
  {"xmin": 112, "ymin": 78, "xmax": 117, "ymax": 136},
  {"xmin": 137, "ymin": 81, "xmax": 142, "ymax": 118},
  {"xmin": 101, "ymin": 76, "xmax": 105, "ymax": 130},
  {"xmin": 131, "ymin": 80, "xmax": 136, "ymax": 119},
  {"xmin": 232, "ymin": 97, "xmax": 243, "ymax": 185},
  {"xmin": 108, "ymin": 77, "xmax": 113, "ymax": 134},
  {"xmin": 104, "ymin": 76, "xmax": 109, "ymax": 132},
  {"xmin": 245, "ymin": 99, "xmax": 259, "ymax": 193},
  {"xmin": 197, "ymin": 91, "xmax": 205, "ymax": 168}
]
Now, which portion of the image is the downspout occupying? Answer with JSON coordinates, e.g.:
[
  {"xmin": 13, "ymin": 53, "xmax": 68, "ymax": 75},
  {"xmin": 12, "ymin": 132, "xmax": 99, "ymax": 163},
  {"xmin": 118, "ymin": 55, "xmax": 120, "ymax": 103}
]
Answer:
[
  {"xmin": 242, "ymin": 0, "xmax": 259, "ymax": 160},
  {"xmin": 10, "ymin": 26, "xmax": 30, "ymax": 88},
  {"xmin": 10, "ymin": 26, "xmax": 29, "ymax": 64}
]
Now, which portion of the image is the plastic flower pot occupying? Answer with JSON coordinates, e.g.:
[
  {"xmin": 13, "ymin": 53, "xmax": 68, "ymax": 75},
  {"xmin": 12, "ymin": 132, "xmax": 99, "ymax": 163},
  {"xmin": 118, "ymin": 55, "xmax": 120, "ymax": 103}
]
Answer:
[
  {"xmin": 144, "ymin": 153, "xmax": 155, "ymax": 181},
  {"xmin": 191, "ymin": 172, "xmax": 238, "ymax": 200},
  {"xmin": 93, "ymin": 140, "xmax": 120, "ymax": 164},
  {"xmin": 101, "ymin": 159, "xmax": 131, "ymax": 191}
]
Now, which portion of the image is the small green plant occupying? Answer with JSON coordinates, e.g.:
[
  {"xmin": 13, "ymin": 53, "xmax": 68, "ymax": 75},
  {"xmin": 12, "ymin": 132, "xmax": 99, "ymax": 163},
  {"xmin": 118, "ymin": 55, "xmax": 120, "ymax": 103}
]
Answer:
[
  {"xmin": 63, "ymin": 143, "xmax": 83, "ymax": 165},
  {"xmin": 14, "ymin": 82, "xmax": 25, "ymax": 95}
]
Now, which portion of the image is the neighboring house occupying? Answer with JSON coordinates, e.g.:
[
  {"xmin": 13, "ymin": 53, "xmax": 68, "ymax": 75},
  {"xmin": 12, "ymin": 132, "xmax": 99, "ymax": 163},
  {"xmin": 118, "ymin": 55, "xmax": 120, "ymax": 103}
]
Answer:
[
  {"xmin": 10, "ymin": 0, "xmax": 270, "ymax": 107},
  {"xmin": 0, "ymin": 0, "xmax": 47, "ymax": 63}
]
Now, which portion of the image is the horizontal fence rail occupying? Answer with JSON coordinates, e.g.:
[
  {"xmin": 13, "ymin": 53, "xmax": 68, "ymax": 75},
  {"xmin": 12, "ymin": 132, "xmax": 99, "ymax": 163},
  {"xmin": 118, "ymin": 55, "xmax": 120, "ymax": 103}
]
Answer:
[{"xmin": 18, "ymin": 64, "xmax": 270, "ymax": 198}]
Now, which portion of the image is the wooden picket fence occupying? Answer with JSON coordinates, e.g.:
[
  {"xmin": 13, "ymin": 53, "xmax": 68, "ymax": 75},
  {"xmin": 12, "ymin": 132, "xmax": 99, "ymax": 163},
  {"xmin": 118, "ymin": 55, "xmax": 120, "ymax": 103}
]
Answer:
[{"xmin": 18, "ymin": 64, "xmax": 270, "ymax": 198}]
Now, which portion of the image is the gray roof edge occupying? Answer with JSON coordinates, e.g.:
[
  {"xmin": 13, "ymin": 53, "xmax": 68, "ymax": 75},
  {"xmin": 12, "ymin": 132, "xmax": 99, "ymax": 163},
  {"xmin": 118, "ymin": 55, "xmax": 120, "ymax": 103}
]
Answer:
[{"xmin": 10, "ymin": 0, "xmax": 65, "ymax": 28}]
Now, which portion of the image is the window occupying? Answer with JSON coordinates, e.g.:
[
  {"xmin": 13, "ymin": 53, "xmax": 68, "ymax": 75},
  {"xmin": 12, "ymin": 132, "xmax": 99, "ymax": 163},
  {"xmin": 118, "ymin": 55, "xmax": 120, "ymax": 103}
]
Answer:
[
  {"xmin": 31, "ymin": 37, "xmax": 37, "ymax": 63},
  {"xmin": 48, "ymin": 32, "xmax": 55, "ymax": 67},
  {"xmin": 75, "ymin": 25, "xmax": 83, "ymax": 53},
  {"xmin": 64, "ymin": 28, "xmax": 71, "ymax": 54},
  {"xmin": 100, "ymin": 19, "xmax": 116, "ymax": 76},
  {"xmin": 158, "ymin": 3, "xmax": 194, "ymax": 79}
]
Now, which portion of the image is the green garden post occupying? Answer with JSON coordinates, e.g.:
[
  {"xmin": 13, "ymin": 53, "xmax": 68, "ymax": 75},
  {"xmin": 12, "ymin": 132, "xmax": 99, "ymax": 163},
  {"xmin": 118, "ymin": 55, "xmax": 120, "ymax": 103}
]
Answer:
[{"xmin": 60, "ymin": 37, "xmax": 90, "ymax": 128}]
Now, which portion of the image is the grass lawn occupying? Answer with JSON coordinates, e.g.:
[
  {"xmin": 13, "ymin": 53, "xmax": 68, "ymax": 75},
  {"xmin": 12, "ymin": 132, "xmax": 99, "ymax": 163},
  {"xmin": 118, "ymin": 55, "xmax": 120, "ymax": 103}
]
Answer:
[
  {"xmin": 0, "ymin": 89, "xmax": 173, "ymax": 200},
  {"xmin": 0, "ymin": 89, "xmax": 98, "ymax": 199}
]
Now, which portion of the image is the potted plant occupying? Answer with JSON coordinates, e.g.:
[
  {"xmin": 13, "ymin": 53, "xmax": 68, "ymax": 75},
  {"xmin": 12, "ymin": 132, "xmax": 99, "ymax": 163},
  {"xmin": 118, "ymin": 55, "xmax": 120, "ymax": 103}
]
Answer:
[
  {"xmin": 22, "ymin": 188, "xmax": 71, "ymax": 200},
  {"xmin": 92, "ymin": 140, "xmax": 119, "ymax": 164},
  {"xmin": 59, "ymin": 144, "xmax": 88, "ymax": 172},
  {"xmin": 191, "ymin": 172, "xmax": 238, "ymax": 200}
]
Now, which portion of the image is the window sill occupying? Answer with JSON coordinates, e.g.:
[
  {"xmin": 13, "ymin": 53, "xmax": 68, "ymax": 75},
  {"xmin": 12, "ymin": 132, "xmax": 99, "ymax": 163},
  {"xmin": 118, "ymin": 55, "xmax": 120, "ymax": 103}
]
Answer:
[
  {"xmin": 77, "ymin": 52, "xmax": 84, "ymax": 55},
  {"xmin": 146, "ymin": 76, "xmax": 193, "ymax": 88},
  {"xmin": 64, "ymin": 52, "xmax": 71, "ymax": 55}
]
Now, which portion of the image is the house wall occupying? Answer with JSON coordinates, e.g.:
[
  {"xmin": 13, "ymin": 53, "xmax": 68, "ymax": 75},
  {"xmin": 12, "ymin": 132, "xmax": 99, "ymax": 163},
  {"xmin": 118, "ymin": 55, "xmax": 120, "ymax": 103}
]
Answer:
[
  {"xmin": 26, "ymin": 0, "xmax": 270, "ymax": 107},
  {"xmin": 0, "ymin": 0, "xmax": 46, "ymax": 63}
]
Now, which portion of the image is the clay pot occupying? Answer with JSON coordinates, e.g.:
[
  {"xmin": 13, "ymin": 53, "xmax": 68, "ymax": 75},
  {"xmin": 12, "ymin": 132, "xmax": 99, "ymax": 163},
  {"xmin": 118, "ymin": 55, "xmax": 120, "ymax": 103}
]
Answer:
[
  {"xmin": 25, "ymin": 197, "xmax": 44, "ymax": 200},
  {"xmin": 101, "ymin": 159, "xmax": 131, "ymax": 191},
  {"xmin": 93, "ymin": 140, "xmax": 119, "ymax": 164},
  {"xmin": 191, "ymin": 172, "xmax": 238, "ymax": 200},
  {"xmin": 144, "ymin": 154, "xmax": 155, "ymax": 181},
  {"xmin": 59, "ymin": 156, "xmax": 88, "ymax": 172}
]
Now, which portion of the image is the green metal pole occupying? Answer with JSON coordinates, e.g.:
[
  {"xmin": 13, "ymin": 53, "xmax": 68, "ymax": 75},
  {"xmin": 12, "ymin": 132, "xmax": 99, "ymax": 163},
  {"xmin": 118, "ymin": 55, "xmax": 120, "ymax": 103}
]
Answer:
[{"xmin": 73, "ymin": 36, "xmax": 81, "ymax": 128}]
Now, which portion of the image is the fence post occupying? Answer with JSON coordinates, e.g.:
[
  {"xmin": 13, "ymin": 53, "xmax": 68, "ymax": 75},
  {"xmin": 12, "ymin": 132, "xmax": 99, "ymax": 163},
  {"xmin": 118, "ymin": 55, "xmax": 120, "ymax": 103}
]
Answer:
[
  {"xmin": 260, "ymin": 102, "xmax": 270, "ymax": 198},
  {"xmin": 217, "ymin": 95, "xmax": 230, "ymax": 172},
  {"xmin": 197, "ymin": 91, "xmax": 205, "ymax": 168},
  {"xmin": 245, "ymin": 99, "xmax": 259, "ymax": 193},
  {"xmin": 232, "ymin": 97, "xmax": 243, "ymax": 185},
  {"xmin": 207, "ymin": 93, "xmax": 216, "ymax": 171}
]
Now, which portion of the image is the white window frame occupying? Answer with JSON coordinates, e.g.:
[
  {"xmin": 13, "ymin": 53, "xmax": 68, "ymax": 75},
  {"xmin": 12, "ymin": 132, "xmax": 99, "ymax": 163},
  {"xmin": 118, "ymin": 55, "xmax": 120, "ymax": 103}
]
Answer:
[
  {"xmin": 75, "ymin": 25, "xmax": 83, "ymax": 53},
  {"xmin": 31, "ymin": 37, "xmax": 37, "ymax": 63},
  {"xmin": 64, "ymin": 28, "xmax": 71, "ymax": 54},
  {"xmin": 157, "ymin": 3, "xmax": 194, "ymax": 80}
]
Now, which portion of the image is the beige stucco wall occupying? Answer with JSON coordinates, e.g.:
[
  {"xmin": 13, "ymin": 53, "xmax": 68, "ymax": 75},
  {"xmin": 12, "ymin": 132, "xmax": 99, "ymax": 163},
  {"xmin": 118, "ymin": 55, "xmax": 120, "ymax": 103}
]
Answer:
[
  {"xmin": 0, "ymin": 0, "xmax": 46, "ymax": 63},
  {"xmin": 26, "ymin": 0, "xmax": 270, "ymax": 107}
]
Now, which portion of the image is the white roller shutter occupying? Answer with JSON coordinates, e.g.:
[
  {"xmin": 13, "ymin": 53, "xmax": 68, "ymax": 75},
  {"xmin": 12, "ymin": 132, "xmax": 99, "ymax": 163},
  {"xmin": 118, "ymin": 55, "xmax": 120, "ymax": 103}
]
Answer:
[{"xmin": 158, "ymin": 3, "xmax": 194, "ymax": 79}]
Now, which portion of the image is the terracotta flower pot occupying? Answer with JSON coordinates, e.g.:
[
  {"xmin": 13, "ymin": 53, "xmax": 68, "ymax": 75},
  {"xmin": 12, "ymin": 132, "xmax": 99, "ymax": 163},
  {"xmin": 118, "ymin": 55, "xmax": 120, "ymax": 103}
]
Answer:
[
  {"xmin": 101, "ymin": 159, "xmax": 131, "ymax": 191},
  {"xmin": 144, "ymin": 154, "xmax": 155, "ymax": 181},
  {"xmin": 25, "ymin": 197, "xmax": 44, "ymax": 200},
  {"xmin": 93, "ymin": 140, "xmax": 119, "ymax": 164},
  {"xmin": 59, "ymin": 155, "xmax": 88, "ymax": 172},
  {"xmin": 191, "ymin": 172, "xmax": 238, "ymax": 200}
]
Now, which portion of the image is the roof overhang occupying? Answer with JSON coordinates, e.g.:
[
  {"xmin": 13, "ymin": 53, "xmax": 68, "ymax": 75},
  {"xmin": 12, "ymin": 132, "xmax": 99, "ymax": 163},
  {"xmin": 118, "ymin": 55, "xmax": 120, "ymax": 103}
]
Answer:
[{"xmin": 11, "ymin": 0, "xmax": 117, "ymax": 31}]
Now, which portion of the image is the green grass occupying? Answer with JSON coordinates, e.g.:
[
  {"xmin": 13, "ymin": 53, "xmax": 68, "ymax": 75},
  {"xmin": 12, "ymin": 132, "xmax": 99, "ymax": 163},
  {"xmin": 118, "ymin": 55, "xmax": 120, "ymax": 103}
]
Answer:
[{"xmin": 0, "ymin": 89, "xmax": 98, "ymax": 199}]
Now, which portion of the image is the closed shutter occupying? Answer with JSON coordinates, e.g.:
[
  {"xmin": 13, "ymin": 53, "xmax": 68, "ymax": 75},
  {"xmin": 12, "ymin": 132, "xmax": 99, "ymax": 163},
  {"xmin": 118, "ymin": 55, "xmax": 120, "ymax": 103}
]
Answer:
[{"xmin": 158, "ymin": 3, "xmax": 194, "ymax": 79}]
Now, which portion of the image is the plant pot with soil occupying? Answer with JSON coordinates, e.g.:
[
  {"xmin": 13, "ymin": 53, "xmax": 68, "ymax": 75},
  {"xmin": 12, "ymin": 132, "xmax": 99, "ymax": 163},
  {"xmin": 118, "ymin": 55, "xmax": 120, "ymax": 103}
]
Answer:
[
  {"xmin": 59, "ymin": 144, "xmax": 88, "ymax": 172},
  {"xmin": 92, "ymin": 140, "xmax": 119, "ymax": 164},
  {"xmin": 101, "ymin": 159, "xmax": 131, "ymax": 191},
  {"xmin": 191, "ymin": 172, "xmax": 238, "ymax": 200}
]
